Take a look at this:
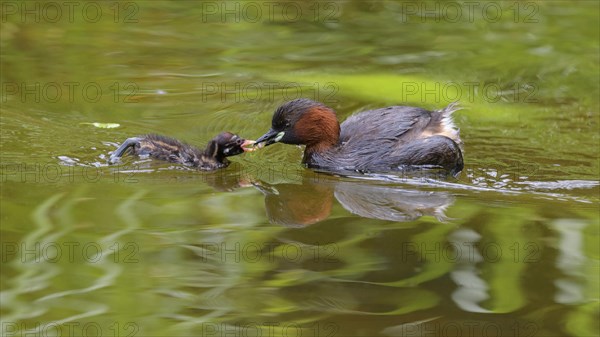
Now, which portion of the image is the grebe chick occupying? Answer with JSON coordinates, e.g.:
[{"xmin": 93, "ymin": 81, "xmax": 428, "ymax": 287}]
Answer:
[{"xmin": 109, "ymin": 132, "xmax": 254, "ymax": 170}]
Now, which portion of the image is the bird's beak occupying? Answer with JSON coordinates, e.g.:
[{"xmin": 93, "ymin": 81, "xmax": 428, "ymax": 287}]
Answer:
[
  {"xmin": 241, "ymin": 139, "xmax": 258, "ymax": 152},
  {"xmin": 255, "ymin": 129, "xmax": 284, "ymax": 147}
]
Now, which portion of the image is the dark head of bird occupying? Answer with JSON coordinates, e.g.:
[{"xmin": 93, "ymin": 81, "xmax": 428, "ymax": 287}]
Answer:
[
  {"xmin": 205, "ymin": 132, "xmax": 255, "ymax": 163},
  {"xmin": 254, "ymin": 98, "xmax": 340, "ymax": 156}
]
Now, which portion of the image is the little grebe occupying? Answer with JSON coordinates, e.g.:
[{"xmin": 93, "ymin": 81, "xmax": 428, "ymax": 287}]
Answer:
[
  {"xmin": 109, "ymin": 132, "xmax": 254, "ymax": 170},
  {"xmin": 255, "ymin": 99, "xmax": 464, "ymax": 175}
]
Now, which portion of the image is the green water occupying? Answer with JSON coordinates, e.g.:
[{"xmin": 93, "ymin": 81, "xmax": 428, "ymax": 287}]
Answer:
[{"xmin": 1, "ymin": 1, "xmax": 599, "ymax": 336}]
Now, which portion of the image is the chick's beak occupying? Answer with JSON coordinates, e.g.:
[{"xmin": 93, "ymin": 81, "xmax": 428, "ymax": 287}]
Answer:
[
  {"xmin": 241, "ymin": 139, "xmax": 258, "ymax": 152},
  {"xmin": 255, "ymin": 129, "xmax": 283, "ymax": 147}
]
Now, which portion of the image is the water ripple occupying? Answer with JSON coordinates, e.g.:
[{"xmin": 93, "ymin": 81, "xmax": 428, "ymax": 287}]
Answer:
[{"xmin": 1, "ymin": 191, "xmax": 145, "ymax": 334}]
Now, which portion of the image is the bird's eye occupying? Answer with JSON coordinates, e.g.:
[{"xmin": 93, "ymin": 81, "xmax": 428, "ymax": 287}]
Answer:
[{"xmin": 285, "ymin": 122, "xmax": 291, "ymax": 128}]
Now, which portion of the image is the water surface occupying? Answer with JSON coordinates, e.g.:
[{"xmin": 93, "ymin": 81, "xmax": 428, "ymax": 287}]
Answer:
[{"xmin": 1, "ymin": 1, "xmax": 598, "ymax": 336}]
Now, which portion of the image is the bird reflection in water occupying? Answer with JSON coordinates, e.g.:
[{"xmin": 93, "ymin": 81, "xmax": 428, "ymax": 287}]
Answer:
[
  {"xmin": 204, "ymin": 166, "xmax": 456, "ymax": 227},
  {"xmin": 252, "ymin": 180, "xmax": 334, "ymax": 227}
]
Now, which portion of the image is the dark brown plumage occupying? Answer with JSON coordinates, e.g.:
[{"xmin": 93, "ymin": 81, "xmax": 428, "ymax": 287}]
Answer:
[
  {"xmin": 109, "ymin": 132, "xmax": 253, "ymax": 170},
  {"xmin": 255, "ymin": 98, "xmax": 464, "ymax": 176}
]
